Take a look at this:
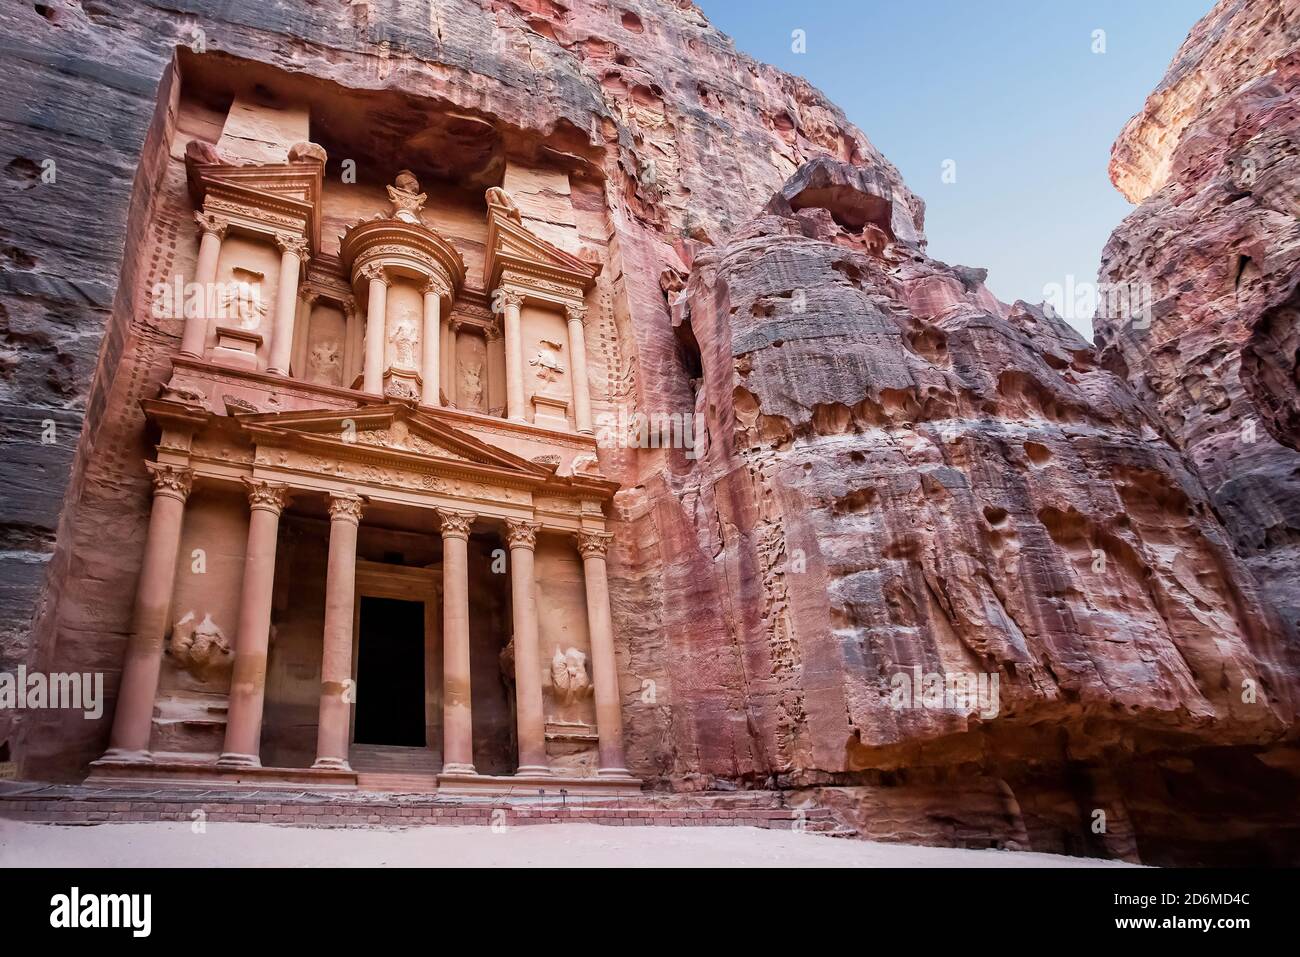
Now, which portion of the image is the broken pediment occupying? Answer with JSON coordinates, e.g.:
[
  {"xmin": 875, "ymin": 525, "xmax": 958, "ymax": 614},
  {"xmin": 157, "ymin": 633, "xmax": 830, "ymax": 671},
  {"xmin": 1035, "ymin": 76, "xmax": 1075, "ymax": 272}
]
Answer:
[
  {"xmin": 235, "ymin": 404, "xmax": 556, "ymax": 479},
  {"xmin": 484, "ymin": 189, "xmax": 600, "ymax": 295},
  {"xmin": 186, "ymin": 148, "xmax": 325, "ymax": 251}
]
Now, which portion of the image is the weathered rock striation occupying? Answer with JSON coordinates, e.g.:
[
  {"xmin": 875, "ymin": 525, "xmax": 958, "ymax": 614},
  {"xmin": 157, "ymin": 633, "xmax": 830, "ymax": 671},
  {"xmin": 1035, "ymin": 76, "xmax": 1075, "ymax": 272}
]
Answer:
[
  {"xmin": 0, "ymin": 0, "xmax": 1296, "ymax": 864},
  {"xmin": 1098, "ymin": 0, "xmax": 1300, "ymax": 699}
]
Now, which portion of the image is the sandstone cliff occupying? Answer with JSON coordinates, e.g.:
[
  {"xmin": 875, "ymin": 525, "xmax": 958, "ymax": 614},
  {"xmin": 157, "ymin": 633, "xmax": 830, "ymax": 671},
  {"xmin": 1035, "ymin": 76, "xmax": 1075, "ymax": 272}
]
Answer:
[
  {"xmin": 1098, "ymin": 0, "xmax": 1299, "ymax": 704},
  {"xmin": 1, "ymin": 0, "xmax": 1296, "ymax": 864}
]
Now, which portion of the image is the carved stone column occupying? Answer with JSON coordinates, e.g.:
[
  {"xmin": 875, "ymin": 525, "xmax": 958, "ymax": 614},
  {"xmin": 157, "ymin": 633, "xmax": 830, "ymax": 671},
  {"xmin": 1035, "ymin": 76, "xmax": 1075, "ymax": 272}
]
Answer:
[
  {"xmin": 219, "ymin": 479, "xmax": 290, "ymax": 768},
  {"xmin": 440, "ymin": 317, "xmax": 451, "ymax": 404},
  {"xmin": 506, "ymin": 520, "xmax": 549, "ymax": 775},
  {"xmin": 439, "ymin": 508, "xmax": 477, "ymax": 775},
  {"xmin": 485, "ymin": 319, "xmax": 506, "ymax": 417},
  {"xmin": 182, "ymin": 213, "xmax": 226, "ymax": 358},
  {"xmin": 291, "ymin": 288, "xmax": 318, "ymax": 379},
  {"xmin": 361, "ymin": 263, "xmax": 389, "ymax": 395},
  {"xmin": 102, "ymin": 463, "xmax": 193, "ymax": 763},
  {"xmin": 268, "ymin": 235, "xmax": 308, "ymax": 376},
  {"xmin": 577, "ymin": 531, "xmax": 630, "ymax": 777},
  {"xmin": 501, "ymin": 289, "xmax": 526, "ymax": 422},
  {"xmin": 313, "ymin": 493, "xmax": 364, "ymax": 771},
  {"xmin": 421, "ymin": 279, "xmax": 443, "ymax": 406},
  {"xmin": 565, "ymin": 303, "xmax": 594, "ymax": 434},
  {"xmin": 447, "ymin": 318, "xmax": 465, "ymax": 408},
  {"xmin": 343, "ymin": 299, "xmax": 362, "ymax": 388}
]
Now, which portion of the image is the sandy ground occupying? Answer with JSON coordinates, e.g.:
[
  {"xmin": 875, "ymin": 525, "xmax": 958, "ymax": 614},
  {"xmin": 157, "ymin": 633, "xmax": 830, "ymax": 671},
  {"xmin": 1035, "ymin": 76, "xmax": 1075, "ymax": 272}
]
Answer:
[{"xmin": 0, "ymin": 820, "xmax": 1136, "ymax": 867}]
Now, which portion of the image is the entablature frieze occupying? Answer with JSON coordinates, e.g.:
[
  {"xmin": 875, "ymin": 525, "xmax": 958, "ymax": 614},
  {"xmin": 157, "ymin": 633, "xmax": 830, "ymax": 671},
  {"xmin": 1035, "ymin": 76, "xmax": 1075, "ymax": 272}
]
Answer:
[
  {"xmin": 497, "ymin": 269, "xmax": 587, "ymax": 311},
  {"xmin": 199, "ymin": 195, "xmax": 310, "ymax": 249}
]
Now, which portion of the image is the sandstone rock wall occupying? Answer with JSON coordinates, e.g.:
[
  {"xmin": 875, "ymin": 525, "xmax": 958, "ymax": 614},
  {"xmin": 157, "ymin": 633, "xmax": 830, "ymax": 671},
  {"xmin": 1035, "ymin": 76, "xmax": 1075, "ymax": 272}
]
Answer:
[{"xmin": 1098, "ymin": 0, "xmax": 1300, "ymax": 660}]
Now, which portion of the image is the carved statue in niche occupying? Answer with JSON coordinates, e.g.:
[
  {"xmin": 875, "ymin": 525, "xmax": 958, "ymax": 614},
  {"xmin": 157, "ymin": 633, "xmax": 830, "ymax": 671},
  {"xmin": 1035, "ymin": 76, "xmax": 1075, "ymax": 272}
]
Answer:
[
  {"xmin": 530, "ymin": 339, "xmax": 565, "ymax": 384},
  {"xmin": 308, "ymin": 340, "xmax": 341, "ymax": 384},
  {"xmin": 387, "ymin": 169, "xmax": 427, "ymax": 224},
  {"xmin": 169, "ymin": 611, "xmax": 232, "ymax": 680},
  {"xmin": 219, "ymin": 268, "xmax": 267, "ymax": 330},
  {"xmin": 389, "ymin": 318, "xmax": 418, "ymax": 369},
  {"xmin": 549, "ymin": 646, "xmax": 592, "ymax": 705},
  {"xmin": 459, "ymin": 359, "xmax": 484, "ymax": 410}
]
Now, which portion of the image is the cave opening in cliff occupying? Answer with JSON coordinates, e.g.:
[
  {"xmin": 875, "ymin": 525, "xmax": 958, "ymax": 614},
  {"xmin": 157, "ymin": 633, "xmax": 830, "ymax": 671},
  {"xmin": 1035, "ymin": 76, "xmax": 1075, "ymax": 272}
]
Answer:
[{"xmin": 674, "ymin": 316, "xmax": 704, "ymax": 401}]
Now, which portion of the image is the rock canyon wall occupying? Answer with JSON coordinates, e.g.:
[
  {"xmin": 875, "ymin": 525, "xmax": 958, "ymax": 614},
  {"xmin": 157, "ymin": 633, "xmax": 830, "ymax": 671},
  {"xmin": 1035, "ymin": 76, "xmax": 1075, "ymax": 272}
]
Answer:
[{"xmin": 1, "ymin": 0, "xmax": 1297, "ymax": 863}]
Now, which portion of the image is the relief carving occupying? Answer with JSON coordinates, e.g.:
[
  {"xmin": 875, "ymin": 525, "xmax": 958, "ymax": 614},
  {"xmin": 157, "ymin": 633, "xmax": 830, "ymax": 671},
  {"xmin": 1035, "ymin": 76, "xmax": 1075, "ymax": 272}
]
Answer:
[
  {"xmin": 460, "ymin": 359, "xmax": 485, "ymax": 411},
  {"xmin": 389, "ymin": 317, "xmax": 418, "ymax": 369},
  {"xmin": 220, "ymin": 269, "xmax": 268, "ymax": 329},
  {"xmin": 530, "ymin": 339, "xmax": 565, "ymax": 384},
  {"xmin": 169, "ymin": 611, "xmax": 232, "ymax": 679},
  {"xmin": 549, "ymin": 646, "xmax": 592, "ymax": 705},
  {"xmin": 384, "ymin": 377, "xmax": 419, "ymax": 401},
  {"xmin": 307, "ymin": 340, "xmax": 341, "ymax": 384}
]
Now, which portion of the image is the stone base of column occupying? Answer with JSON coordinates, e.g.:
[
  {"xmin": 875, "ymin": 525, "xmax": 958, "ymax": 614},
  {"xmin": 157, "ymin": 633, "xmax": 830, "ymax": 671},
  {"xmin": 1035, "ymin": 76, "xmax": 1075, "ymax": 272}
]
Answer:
[
  {"xmin": 597, "ymin": 766, "xmax": 635, "ymax": 779},
  {"xmin": 311, "ymin": 757, "xmax": 352, "ymax": 772},
  {"xmin": 216, "ymin": 752, "xmax": 262, "ymax": 769},
  {"xmin": 515, "ymin": 765, "xmax": 552, "ymax": 776},
  {"xmin": 441, "ymin": 762, "xmax": 477, "ymax": 775},
  {"xmin": 99, "ymin": 748, "xmax": 153, "ymax": 765}
]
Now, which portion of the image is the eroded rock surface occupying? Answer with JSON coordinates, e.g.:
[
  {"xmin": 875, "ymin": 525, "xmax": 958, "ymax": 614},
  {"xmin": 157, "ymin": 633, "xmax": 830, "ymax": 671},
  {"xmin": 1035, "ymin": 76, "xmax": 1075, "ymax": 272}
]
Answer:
[{"xmin": 1098, "ymin": 0, "xmax": 1300, "ymax": 663}]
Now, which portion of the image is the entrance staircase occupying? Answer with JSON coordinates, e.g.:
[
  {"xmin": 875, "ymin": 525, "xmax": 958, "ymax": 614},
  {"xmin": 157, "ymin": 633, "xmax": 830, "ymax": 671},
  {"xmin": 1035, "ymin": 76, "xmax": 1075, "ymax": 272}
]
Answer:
[{"xmin": 349, "ymin": 744, "xmax": 440, "ymax": 793}]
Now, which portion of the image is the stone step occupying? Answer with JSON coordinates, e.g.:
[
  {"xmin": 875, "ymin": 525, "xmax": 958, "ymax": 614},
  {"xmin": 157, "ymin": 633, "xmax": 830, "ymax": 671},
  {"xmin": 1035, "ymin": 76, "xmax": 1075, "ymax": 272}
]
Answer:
[
  {"xmin": 355, "ymin": 772, "xmax": 440, "ymax": 793},
  {"xmin": 349, "ymin": 745, "xmax": 440, "ymax": 774}
]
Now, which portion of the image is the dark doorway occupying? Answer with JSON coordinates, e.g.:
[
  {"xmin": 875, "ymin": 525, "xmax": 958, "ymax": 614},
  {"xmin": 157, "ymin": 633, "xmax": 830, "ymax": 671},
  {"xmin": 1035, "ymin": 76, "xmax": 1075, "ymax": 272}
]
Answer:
[{"xmin": 354, "ymin": 596, "xmax": 426, "ymax": 747}]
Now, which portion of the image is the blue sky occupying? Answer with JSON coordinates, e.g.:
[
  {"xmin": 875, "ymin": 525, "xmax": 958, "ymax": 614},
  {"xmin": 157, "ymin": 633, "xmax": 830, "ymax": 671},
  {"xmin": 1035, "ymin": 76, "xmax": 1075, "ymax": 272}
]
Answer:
[{"xmin": 697, "ymin": 0, "xmax": 1213, "ymax": 339}]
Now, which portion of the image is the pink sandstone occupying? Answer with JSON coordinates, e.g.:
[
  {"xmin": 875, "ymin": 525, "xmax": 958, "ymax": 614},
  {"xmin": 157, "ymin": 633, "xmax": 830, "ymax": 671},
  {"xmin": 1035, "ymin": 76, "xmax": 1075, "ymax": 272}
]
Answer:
[{"xmin": 0, "ymin": 0, "xmax": 1295, "ymax": 866}]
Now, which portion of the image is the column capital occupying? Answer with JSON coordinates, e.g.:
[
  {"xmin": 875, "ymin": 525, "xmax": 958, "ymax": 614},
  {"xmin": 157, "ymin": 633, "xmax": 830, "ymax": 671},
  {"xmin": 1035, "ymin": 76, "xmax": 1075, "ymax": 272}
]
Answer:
[
  {"xmin": 299, "ymin": 286, "xmax": 320, "ymax": 308},
  {"xmin": 497, "ymin": 287, "xmax": 525, "ymax": 310},
  {"xmin": 422, "ymin": 276, "xmax": 451, "ymax": 298},
  {"xmin": 483, "ymin": 318, "xmax": 503, "ymax": 342},
  {"xmin": 505, "ymin": 519, "xmax": 541, "ymax": 551},
  {"xmin": 343, "ymin": 297, "xmax": 359, "ymax": 319},
  {"xmin": 243, "ymin": 478, "xmax": 291, "ymax": 515},
  {"xmin": 565, "ymin": 303, "xmax": 589, "ymax": 325},
  {"xmin": 195, "ymin": 211, "xmax": 229, "ymax": 239},
  {"xmin": 327, "ymin": 493, "xmax": 365, "ymax": 525},
  {"xmin": 576, "ymin": 530, "xmax": 613, "ymax": 559},
  {"xmin": 360, "ymin": 262, "xmax": 390, "ymax": 287},
  {"xmin": 437, "ymin": 508, "xmax": 477, "ymax": 540},
  {"xmin": 275, "ymin": 233, "xmax": 310, "ymax": 259},
  {"xmin": 145, "ymin": 461, "xmax": 193, "ymax": 502}
]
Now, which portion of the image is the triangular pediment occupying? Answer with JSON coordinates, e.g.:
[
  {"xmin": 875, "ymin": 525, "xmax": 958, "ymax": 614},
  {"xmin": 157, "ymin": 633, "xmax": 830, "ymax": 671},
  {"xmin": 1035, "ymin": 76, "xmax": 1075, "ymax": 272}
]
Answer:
[
  {"xmin": 237, "ymin": 403, "xmax": 553, "ymax": 479},
  {"xmin": 485, "ymin": 209, "xmax": 600, "ymax": 292}
]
